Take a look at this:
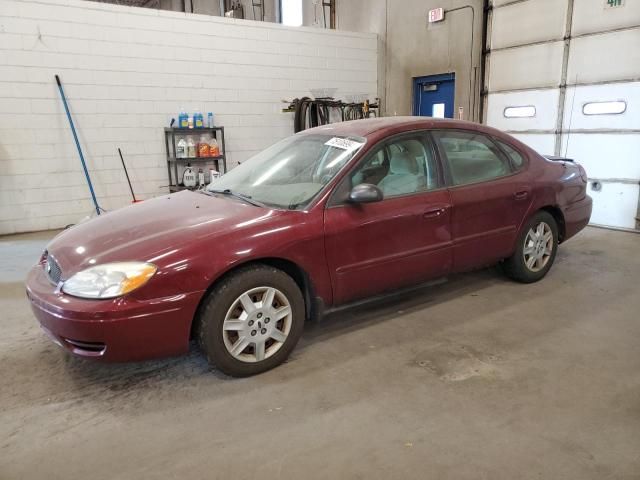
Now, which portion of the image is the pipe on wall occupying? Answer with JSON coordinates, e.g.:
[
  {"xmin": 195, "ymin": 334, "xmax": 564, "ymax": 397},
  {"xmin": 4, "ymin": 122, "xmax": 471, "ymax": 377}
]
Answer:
[
  {"xmin": 444, "ymin": 5, "xmax": 476, "ymax": 121},
  {"xmin": 479, "ymin": 0, "xmax": 490, "ymax": 123}
]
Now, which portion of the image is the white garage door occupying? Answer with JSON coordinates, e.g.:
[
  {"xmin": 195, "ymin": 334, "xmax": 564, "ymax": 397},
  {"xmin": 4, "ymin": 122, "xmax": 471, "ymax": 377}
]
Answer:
[{"xmin": 485, "ymin": 0, "xmax": 640, "ymax": 230}]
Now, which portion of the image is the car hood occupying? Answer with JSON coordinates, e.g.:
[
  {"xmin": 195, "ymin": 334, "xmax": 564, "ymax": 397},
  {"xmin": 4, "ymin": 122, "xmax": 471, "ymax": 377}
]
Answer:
[{"xmin": 46, "ymin": 191, "xmax": 281, "ymax": 275}]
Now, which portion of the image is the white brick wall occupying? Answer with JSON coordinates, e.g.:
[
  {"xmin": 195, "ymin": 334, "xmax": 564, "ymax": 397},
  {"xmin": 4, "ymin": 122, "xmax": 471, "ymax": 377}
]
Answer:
[{"xmin": 0, "ymin": 0, "xmax": 377, "ymax": 234}]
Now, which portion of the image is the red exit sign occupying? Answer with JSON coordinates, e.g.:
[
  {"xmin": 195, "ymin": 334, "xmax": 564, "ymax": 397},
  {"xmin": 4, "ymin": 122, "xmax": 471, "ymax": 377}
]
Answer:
[{"xmin": 428, "ymin": 7, "xmax": 445, "ymax": 23}]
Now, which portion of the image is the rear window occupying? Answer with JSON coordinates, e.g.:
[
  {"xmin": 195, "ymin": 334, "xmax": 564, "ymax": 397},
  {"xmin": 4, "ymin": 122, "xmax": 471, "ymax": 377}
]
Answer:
[{"xmin": 496, "ymin": 140, "xmax": 525, "ymax": 169}]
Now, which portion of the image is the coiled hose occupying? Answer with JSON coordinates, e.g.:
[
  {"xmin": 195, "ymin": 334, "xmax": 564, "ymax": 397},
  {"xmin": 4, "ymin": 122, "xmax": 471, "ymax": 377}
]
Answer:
[{"xmin": 292, "ymin": 98, "xmax": 378, "ymax": 133}]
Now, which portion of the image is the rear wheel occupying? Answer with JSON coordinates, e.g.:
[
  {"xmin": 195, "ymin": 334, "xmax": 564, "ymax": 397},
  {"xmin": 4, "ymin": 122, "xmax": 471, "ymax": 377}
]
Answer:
[
  {"xmin": 503, "ymin": 211, "xmax": 558, "ymax": 283},
  {"xmin": 197, "ymin": 265, "xmax": 305, "ymax": 377}
]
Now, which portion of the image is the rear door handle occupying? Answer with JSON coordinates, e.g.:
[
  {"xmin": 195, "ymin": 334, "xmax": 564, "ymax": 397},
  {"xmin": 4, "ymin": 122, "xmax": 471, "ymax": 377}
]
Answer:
[
  {"xmin": 514, "ymin": 190, "xmax": 529, "ymax": 200},
  {"xmin": 423, "ymin": 207, "xmax": 447, "ymax": 219}
]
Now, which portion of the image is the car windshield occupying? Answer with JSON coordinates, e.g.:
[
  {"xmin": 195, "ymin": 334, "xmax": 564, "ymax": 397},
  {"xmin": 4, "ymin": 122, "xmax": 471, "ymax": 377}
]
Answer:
[{"xmin": 207, "ymin": 133, "xmax": 365, "ymax": 209}]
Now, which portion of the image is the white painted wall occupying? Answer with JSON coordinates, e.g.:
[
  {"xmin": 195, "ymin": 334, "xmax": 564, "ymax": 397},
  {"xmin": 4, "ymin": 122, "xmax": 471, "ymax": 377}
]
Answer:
[
  {"xmin": 0, "ymin": 0, "xmax": 377, "ymax": 234},
  {"xmin": 335, "ymin": 0, "xmax": 485, "ymax": 121}
]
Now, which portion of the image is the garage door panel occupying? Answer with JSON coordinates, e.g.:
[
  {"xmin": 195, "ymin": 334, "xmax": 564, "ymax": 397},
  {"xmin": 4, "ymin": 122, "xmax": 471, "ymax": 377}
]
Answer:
[
  {"xmin": 486, "ymin": 0, "xmax": 640, "ymax": 231},
  {"xmin": 562, "ymin": 82, "xmax": 640, "ymax": 131},
  {"xmin": 561, "ymin": 134, "xmax": 640, "ymax": 180},
  {"xmin": 487, "ymin": 89, "xmax": 559, "ymax": 131},
  {"xmin": 509, "ymin": 134, "xmax": 555, "ymax": 156},
  {"xmin": 587, "ymin": 182, "xmax": 639, "ymax": 230},
  {"xmin": 567, "ymin": 30, "xmax": 640, "ymax": 84},
  {"xmin": 491, "ymin": 0, "xmax": 567, "ymax": 49},
  {"xmin": 488, "ymin": 42, "xmax": 564, "ymax": 91},
  {"xmin": 572, "ymin": 2, "xmax": 640, "ymax": 36}
]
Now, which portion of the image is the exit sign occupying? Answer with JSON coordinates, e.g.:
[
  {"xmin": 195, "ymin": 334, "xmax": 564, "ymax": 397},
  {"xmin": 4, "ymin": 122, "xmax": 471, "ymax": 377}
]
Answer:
[
  {"xmin": 428, "ymin": 7, "xmax": 445, "ymax": 23},
  {"xmin": 606, "ymin": 0, "xmax": 624, "ymax": 7}
]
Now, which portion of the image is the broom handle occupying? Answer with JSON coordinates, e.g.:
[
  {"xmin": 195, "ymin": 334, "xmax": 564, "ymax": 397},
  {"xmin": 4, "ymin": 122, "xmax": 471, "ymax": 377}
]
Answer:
[{"xmin": 118, "ymin": 148, "xmax": 137, "ymax": 202}]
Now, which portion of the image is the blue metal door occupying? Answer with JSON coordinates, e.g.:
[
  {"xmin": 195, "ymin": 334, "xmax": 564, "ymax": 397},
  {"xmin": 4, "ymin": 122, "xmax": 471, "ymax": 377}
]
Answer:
[{"xmin": 413, "ymin": 73, "xmax": 455, "ymax": 118}]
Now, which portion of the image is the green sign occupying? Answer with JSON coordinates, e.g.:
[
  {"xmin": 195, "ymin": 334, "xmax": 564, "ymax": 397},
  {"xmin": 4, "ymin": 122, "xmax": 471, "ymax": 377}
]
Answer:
[{"xmin": 606, "ymin": 0, "xmax": 623, "ymax": 7}]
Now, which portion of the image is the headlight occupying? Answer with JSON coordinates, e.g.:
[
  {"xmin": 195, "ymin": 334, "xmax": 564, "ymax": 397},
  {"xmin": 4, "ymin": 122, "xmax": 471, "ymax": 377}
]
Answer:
[{"xmin": 62, "ymin": 262, "xmax": 157, "ymax": 299}]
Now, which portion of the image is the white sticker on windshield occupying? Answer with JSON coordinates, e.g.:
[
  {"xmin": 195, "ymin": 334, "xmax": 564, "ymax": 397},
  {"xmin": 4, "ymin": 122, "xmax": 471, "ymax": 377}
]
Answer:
[{"xmin": 325, "ymin": 137, "xmax": 363, "ymax": 150}]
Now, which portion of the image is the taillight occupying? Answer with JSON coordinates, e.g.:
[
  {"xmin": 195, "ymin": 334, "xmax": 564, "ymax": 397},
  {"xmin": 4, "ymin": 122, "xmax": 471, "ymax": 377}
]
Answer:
[{"xmin": 577, "ymin": 164, "xmax": 588, "ymax": 182}]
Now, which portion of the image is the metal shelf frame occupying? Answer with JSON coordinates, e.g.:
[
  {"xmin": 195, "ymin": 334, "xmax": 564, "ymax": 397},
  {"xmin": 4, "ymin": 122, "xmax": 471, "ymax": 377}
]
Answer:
[{"xmin": 164, "ymin": 126, "xmax": 227, "ymax": 192}]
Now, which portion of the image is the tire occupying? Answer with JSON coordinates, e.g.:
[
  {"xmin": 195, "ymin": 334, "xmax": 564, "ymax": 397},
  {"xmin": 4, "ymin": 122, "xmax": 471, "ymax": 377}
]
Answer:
[
  {"xmin": 503, "ymin": 211, "xmax": 559, "ymax": 283},
  {"xmin": 196, "ymin": 265, "xmax": 305, "ymax": 377}
]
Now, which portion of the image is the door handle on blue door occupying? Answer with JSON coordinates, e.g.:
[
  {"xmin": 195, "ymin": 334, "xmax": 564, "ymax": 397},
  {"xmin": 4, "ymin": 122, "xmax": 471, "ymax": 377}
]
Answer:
[{"xmin": 514, "ymin": 191, "xmax": 529, "ymax": 200}]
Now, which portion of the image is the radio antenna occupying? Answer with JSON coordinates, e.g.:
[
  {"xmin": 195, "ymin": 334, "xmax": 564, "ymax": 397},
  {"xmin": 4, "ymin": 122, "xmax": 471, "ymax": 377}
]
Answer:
[{"xmin": 564, "ymin": 74, "xmax": 578, "ymax": 157}]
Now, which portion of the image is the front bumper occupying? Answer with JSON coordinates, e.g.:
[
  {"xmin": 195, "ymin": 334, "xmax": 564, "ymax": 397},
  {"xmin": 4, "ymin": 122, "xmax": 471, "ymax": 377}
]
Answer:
[{"xmin": 25, "ymin": 264, "xmax": 204, "ymax": 362}]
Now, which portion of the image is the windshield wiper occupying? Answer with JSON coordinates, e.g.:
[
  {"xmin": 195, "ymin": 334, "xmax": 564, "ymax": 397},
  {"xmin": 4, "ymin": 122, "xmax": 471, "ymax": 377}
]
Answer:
[{"xmin": 207, "ymin": 188, "xmax": 264, "ymax": 207}]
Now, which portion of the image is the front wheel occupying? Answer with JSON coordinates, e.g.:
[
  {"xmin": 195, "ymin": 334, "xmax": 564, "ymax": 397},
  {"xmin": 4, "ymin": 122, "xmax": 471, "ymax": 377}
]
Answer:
[
  {"xmin": 503, "ymin": 211, "xmax": 558, "ymax": 283},
  {"xmin": 197, "ymin": 265, "xmax": 305, "ymax": 377}
]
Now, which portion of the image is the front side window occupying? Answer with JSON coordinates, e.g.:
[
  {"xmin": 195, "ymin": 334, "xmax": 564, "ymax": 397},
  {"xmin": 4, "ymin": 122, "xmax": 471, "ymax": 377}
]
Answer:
[
  {"xmin": 208, "ymin": 134, "xmax": 365, "ymax": 209},
  {"xmin": 351, "ymin": 134, "xmax": 439, "ymax": 197},
  {"xmin": 433, "ymin": 130, "xmax": 511, "ymax": 186}
]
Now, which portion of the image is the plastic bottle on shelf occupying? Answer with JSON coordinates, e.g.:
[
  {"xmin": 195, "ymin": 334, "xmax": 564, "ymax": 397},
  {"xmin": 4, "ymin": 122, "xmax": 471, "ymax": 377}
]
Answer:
[
  {"xmin": 209, "ymin": 138, "xmax": 220, "ymax": 157},
  {"xmin": 178, "ymin": 108, "xmax": 188, "ymax": 128},
  {"xmin": 182, "ymin": 164, "xmax": 196, "ymax": 188},
  {"xmin": 209, "ymin": 168, "xmax": 220, "ymax": 183},
  {"xmin": 188, "ymin": 116, "xmax": 194, "ymax": 129},
  {"xmin": 186, "ymin": 137, "xmax": 196, "ymax": 157},
  {"xmin": 176, "ymin": 137, "xmax": 187, "ymax": 158},
  {"xmin": 198, "ymin": 135, "xmax": 210, "ymax": 158},
  {"xmin": 194, "ymin": 111, "xmax": 204, "ymax": 128},
  {"xmin": 198, "ymin": 168, "xmax": 205, "ymax": 186},
  {"xmin": 207, "ymin": 112, "xmax": 214, "ymax": 128}
]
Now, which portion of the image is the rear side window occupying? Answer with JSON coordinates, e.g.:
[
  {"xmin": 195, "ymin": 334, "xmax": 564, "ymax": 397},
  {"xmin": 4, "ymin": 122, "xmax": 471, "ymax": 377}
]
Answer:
[
  {"xmin": 495, "ymin": 140, "xmax": 525, "ymax": 169},
  {"xmin": 433, "ymin": 131, "xmax": 511, "ymax": 186}
]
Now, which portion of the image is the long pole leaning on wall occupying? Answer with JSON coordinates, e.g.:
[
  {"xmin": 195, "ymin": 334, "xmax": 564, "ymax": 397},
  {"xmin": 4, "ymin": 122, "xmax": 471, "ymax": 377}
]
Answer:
[{"xmin": 55, "ymin": 75, "xmax": 103, "ymax": 217}]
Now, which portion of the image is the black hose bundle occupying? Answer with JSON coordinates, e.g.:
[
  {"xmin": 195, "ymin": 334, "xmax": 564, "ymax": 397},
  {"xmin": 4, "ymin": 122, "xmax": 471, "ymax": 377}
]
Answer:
[
  {"xmin": 291, "ymin": 97, "xmax": 378, "ymax": 133},
  {"xmin": 293, "ymin": 96, "xmax": 310, "ymax": 133}
]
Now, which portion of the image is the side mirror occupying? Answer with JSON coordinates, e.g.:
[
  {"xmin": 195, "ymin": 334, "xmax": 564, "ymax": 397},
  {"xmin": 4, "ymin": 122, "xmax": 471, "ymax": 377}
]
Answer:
[{"xmin": 348, "ymin": 183, "xmax": 383, "ymax": 204}]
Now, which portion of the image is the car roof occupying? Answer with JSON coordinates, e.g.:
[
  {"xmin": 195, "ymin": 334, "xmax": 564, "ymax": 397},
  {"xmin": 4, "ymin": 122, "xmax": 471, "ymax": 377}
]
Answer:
[
  {"xmin": 301, "ymin": 116, "xmax": 536, "ymax": 158},
  {"xmin": 306, "ymin": 116, "xmax": 483, "ymax": 138}
]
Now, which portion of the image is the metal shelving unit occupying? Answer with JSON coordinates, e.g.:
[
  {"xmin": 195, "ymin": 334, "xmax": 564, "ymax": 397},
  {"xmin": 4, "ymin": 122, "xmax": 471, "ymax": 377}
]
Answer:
[{"xmin": 164, "ymin": 127, "xmax": 227, "ymax": 193}]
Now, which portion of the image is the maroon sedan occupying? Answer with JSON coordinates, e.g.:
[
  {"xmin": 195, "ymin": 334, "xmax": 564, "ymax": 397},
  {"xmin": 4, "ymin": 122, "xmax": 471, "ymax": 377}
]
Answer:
[{"xmin": 26, "ymin": 117, "xmax": 592, "ymax": 376}]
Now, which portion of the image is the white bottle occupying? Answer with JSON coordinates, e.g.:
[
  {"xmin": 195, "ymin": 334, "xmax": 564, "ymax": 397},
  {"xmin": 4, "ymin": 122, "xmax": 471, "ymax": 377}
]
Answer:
[
  {"xmin": 182, "ymin": 165, "xmax": 196, "ymax": 188},
  {"xmin": 176, "ymin": 138, "xmax": 187, "ymax": 159},
  {"xmin": 198, "ymin": 168, "xmax": 205, "ymax": 186},
  {"xmin": 209, "ymin": 168, "xmax": 220, "ymax": 183},
  {"xmin": 186, "ymin": 137, "xmax": 196, "ymax": 158}
]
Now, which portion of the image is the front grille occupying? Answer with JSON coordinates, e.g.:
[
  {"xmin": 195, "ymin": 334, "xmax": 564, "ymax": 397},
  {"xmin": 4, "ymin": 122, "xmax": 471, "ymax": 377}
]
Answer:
[{"xmin": 45, "ymin": 254, "xmax": 62, "ymax": 284}]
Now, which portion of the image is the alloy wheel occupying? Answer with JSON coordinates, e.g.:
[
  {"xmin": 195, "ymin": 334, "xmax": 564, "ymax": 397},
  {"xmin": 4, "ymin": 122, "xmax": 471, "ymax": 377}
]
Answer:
[
  {"xmin": 523, "ymin": 221, "xmax": 554, "ymax": 272},
  {"xmin": 222, "ymin": 286, "xmax": 292, "ymax": 363}
]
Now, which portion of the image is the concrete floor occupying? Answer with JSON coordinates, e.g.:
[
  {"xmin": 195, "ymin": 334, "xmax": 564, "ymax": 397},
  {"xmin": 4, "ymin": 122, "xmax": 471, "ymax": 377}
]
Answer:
[{"xmin": 1, "ymin": 227, "xmax": 639, "ymax": 479}]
